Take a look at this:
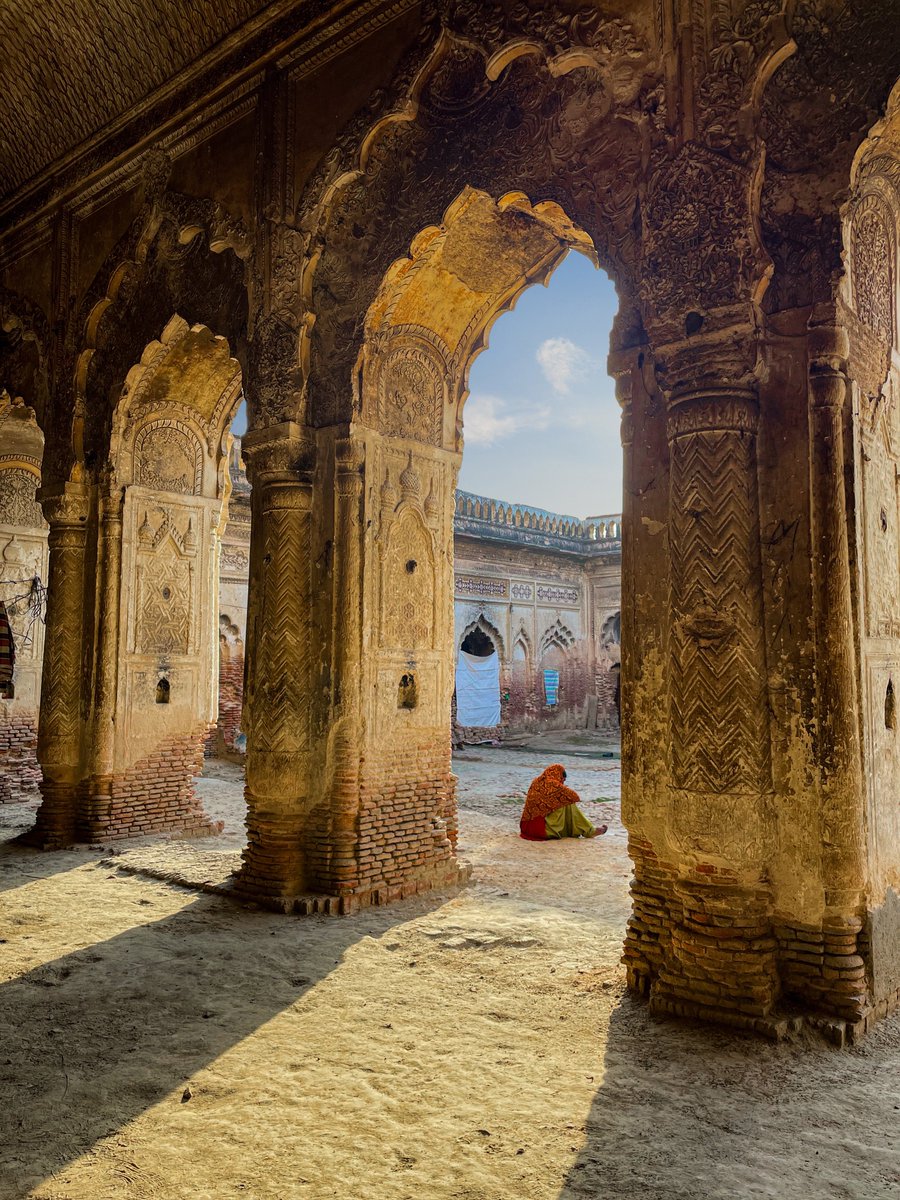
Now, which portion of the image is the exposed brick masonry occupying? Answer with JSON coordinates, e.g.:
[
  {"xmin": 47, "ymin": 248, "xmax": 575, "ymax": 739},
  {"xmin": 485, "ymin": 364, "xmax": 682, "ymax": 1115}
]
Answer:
[
  {"xmin": 0, "ymin": 707, "xmax": 40, "ymax": 803},
  {"xmin": 80, "ymin": 729, "xmax": 222, "ymax": 841}
]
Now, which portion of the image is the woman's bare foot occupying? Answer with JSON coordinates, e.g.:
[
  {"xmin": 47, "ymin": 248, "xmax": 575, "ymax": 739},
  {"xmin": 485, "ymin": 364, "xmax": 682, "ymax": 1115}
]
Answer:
[{"xmin": 588, "ymin": 824, "xmax": 608, "ymax": 838}]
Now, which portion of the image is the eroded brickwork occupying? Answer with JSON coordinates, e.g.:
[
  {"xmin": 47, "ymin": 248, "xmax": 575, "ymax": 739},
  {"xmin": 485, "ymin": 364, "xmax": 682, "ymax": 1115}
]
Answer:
[
  {"xmin": 0, "ymin": 707, "xmax": 39, "ymax": 802},
  {"xmin": 80, "ymin": 730, "xmax": 220, "ymax": 841}
]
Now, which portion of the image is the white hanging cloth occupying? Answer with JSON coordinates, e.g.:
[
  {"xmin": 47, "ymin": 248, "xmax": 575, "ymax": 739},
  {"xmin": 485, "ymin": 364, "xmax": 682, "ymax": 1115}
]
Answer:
[{"xmin": 455, "ymin": 649, "xmax": 501, "ymax": 727}]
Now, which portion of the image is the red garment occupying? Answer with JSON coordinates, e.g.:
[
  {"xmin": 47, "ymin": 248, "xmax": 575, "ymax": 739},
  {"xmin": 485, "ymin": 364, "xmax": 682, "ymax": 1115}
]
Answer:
[
  {"xmin": 519, "ymin": 763, "xmax": 580, "ymax": 839},
  {"xmin": 519, "ymin": 814, "xmax": 547, "ymax": 841}
]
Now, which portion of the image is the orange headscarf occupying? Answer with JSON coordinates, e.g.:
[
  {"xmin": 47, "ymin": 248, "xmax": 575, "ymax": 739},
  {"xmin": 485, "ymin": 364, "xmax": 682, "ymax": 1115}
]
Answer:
[{"xmin": 521, "ymin": 764, "xmax": 580, "ymax": 823}]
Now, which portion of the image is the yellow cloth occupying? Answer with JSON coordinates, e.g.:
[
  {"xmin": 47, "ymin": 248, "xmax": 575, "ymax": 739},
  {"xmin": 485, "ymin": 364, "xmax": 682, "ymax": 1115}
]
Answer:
[{"xmin": 543, "ymin": 803, "xmax": 596, "ymax": 839}]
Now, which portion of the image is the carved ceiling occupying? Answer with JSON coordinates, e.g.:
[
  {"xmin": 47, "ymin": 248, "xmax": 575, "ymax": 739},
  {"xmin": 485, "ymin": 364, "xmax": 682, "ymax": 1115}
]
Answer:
[{"xmin": 0, "ymin": 0, "xmax": 280, "ymax": 198}]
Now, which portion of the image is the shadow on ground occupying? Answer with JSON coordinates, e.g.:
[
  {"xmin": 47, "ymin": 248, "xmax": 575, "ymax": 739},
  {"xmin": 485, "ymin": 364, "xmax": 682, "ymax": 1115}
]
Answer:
[
  {"xmin": 0, "ymin": 874, "xmax": 443, "ymax": 1198},
  {"xmin": 558, "ymin": 995, "xmax": 900, "ymax": 1200}
]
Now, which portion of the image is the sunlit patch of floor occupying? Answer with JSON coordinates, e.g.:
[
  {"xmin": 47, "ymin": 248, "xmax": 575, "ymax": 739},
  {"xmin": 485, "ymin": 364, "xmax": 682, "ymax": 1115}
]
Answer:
[
  {"xmin": 27, "ymin": 890, "xmax": 613, "ymax": 1200},
  {"xmin": 0, "ymin": 858, "xmax": 199, "ymax": 980}
]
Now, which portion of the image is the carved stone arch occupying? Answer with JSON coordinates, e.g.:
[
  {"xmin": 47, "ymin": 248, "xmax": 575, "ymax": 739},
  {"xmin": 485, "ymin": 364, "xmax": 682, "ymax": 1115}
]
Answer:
[
  {"xmin": 0, "ymin": 390, "xmax": 47, "ymax": 530},
  {"xmin": 132, "ymin": 420, "xmax": 204, "ymax": 496},
  {"xmin": 600, "ymin": 610, "xmax": 622, "ymax": 648},
  {"xmin": 850, "ymin": 192, "xmax": 896, "ymax": 353},
  {"xmin": 108, "ymin": 313, "xmax": 242, "ymax": 494},
  {"xmin": 70, "ymin": 192, "xmax": 249, "ymax": 478},
  {"xmin": 540, "ymin": 619, "xmax": 576, "ymax": 657},
  {"xmin": 297, "ymin": 5, "xmax": 649, "ymax": 426},
  {"xmin": 366, "ymin": 332, "xmax": 449, "ymax": 446},
  {"xmin": 0, "ymin": 465, "xmax": 43, "ymax": 529},
  {"xmin": 511, "ymin": 619, "xmax": 532, "ymax": 661}
]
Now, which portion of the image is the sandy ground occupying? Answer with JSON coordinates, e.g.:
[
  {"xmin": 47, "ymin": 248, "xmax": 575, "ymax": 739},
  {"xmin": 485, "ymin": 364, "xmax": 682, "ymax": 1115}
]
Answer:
[{"xmin": 1, "ymin": 731, "xmax": 899, "ymax": 1200}]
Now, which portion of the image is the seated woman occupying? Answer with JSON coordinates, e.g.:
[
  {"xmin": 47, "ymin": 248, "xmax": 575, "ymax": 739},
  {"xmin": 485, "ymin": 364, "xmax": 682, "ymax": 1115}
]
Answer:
[{"xmin": 519, "ymin": 763, "xmax": 607, "ymax": 841}]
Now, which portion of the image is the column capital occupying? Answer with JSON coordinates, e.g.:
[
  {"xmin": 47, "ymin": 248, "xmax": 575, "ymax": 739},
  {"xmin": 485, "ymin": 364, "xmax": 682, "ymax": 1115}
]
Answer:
[
  {"xmin": 650, "ymin": 320, "xmax": 763, "ymax": 404},
  {"xmin": 241, "ymin": 422, "xmax": 315, "ymax": 486},
  {"xmin": 37, "ymin": 480, "xmax": 90, "ymax": 529},
  {"xmin": 666, "ymin": 387, "xmax": 759, "ymax": 441}
]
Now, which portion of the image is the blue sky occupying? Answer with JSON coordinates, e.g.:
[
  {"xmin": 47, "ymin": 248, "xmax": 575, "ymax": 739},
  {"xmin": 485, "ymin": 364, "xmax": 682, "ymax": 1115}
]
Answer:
[
  {"xmin": 231, "ymin": 251, "xmax": 623, "ymax": 518},
  {"xmin": 459, "ymin": 250, "xmax": 622, "ymax": 518}
]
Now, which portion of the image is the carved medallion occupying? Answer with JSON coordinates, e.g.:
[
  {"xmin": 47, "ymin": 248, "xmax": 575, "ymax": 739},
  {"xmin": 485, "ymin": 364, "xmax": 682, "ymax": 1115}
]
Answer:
[{"xmin": 378, "ymin": 345, "xmax": 444, "ymax": 446}]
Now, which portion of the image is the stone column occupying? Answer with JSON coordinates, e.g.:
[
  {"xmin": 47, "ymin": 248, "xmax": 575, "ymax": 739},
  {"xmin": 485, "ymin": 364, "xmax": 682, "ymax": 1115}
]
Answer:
[
  {"xmin": 315, "ymin": 435, "xmax": 365, "ymax": 896},
  {"xmin": 661, "ymin": 380, "xmax": 777, "ymax": 1023},
  {"xmin": 807, "ymin": 324, "xmax": 866, "ymax": 911},
  {"xmin": 236, "ymin": 424, "xmax": 316, "ymax": 906},
  {"xmin": 82, "ymin": 482, "xmax": 123, "ymax": 839},
  {"xmin": 787, "ymin": 320, "xmax": 869, "ymax": 1024},
  {"xmin": 666, "ymin": 385, "xmax": 771, "ymax": 800},
  {"xmin": 28, "ymin": 481, "xmax": 91, "ymax": 848}
]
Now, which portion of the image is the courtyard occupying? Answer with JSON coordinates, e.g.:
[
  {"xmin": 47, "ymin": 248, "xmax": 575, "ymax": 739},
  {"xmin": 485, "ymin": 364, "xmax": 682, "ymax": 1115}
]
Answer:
[{"xmin": 1, "ymin": 734, "xmax": 898, "ymax": 1200}]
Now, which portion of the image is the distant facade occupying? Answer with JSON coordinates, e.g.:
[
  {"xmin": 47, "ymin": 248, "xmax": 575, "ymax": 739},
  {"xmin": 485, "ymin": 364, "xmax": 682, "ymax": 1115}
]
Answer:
[
  {"xmin": 211, "ymin": 446, "xmax": 622, "ymax": 756},
  {"xmin": 452, "ymin": 492, "xmax": 621, "ymax": 740},
  {"xmin": 0, "ymin": 393, "xmax": 48, "ymax": 801}
]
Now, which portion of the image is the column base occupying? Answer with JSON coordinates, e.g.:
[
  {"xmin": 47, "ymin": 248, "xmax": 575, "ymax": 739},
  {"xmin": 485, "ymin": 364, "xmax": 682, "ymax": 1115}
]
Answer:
[
  {"xmin": 231, "ymin": 857, "xmax": 472, "ymax": 914},
  {"xmin": 623, "ymin": 838, "xmax": 887, "ymax": 1042},
  {"xmin": 19, "ymin": 778, "xmax": 80, "ymax": 848}
]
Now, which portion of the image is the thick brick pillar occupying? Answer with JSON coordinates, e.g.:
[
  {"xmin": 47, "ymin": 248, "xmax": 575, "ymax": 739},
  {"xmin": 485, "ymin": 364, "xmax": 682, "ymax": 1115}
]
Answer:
[
  {"xmin": 660, "ymin": 384, "xmax": 776, "ymax": 1021},
  {"xmin": 236, "ymin": 425, "xmax": 317, "ymax": 904},
  {"xmin": 28, "ymin": 483, "xmax": 91, "ymax": 847}
]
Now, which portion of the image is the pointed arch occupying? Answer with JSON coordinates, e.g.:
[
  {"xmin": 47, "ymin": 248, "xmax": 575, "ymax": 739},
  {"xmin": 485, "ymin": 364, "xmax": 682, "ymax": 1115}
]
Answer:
[{"xmin": 459, "ymin": 612, "xmax": 505, "ymax": 661}]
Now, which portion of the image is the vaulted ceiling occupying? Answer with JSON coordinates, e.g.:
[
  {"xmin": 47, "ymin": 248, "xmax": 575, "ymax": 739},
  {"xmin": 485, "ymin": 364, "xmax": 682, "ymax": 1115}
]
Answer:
[{"xmin": 0, "ymin": 0, "xmax": 286, "ymax": 200}]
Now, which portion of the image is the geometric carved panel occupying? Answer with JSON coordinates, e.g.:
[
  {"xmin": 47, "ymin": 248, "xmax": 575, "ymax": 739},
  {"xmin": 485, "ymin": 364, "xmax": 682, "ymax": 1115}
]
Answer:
[
  {"xmin": 137, "ymin": 545, "xmax": 192, "ymax": 655},
  {"xmin": 668, "ymin": 414, "xmax": 771, "ymax": 795}
]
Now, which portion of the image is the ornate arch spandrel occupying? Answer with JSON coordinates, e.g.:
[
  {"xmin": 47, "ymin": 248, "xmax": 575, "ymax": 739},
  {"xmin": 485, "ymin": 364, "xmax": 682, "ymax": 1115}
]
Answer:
[
  {"xmin": 294, "ymin": 9, "xmax": 649, "ymax": 429},
  {"xmin": 69, "ymin": 192, "xmax": 250, "ymax": 481}
]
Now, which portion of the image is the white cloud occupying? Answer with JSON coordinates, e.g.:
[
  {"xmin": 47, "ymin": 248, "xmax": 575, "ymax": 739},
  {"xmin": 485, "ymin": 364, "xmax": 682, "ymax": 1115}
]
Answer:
[
  {"xmin": 463, "ymin": 393, "xmax": 550, "ymax": 447},
  {"xmin": 536, "ymin": 337, "xmax": 592, "ymax": 395}
]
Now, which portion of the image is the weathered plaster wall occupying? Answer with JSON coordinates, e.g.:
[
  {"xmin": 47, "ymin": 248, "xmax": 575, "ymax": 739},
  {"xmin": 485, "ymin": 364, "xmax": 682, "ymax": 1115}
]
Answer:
[{"xmin": 453, "ymin": 520, "xmax": 622, "ymax": 735}]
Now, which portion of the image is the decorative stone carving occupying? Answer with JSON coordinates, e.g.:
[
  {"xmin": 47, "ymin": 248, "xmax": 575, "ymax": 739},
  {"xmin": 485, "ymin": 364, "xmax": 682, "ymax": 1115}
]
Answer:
[
  {"xmin": 136, "ymin": 548, "xmax": 193, "ymax": 656},
  {"xmin": 851, "ymin": 195, "xmax": 894, "ymax": 350},
  {"xmin": 0, "ymin": 467, "xmax": 43, "ymax": 527},
  {"xmin": 381, "ymin": 508, "xmax": 435, "ymax": 650},
  {"xmin": 134, "ymin": 511, "xmax": 197, "ymax": 656},
  {"xmin": 642, "ymin": 143, "xmax": 762, "ymax": 328},
  {"xmin": 134, "ymin": 422, "xmax": 202, "ymax": 494},
  {"xmin": 377, "ymin": 344, "xmax": 444, "ymax": 445},
  {"xmin": 667, "ymin": 392, "xmax": 771, "ymax": 795}
]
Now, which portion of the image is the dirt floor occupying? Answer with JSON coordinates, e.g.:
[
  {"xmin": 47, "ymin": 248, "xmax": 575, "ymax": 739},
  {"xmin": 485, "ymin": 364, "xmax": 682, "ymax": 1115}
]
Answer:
[{"xmin": 1, "ymin": 731, "xmax": 899, "ymax": 1200}]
